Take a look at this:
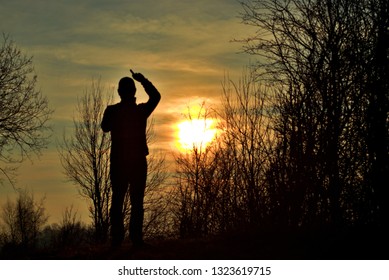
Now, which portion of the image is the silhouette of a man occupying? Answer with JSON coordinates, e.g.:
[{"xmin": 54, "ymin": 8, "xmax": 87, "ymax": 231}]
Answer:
[{"xmin": 101, "ymin": 70, "xmax": 161, "ymax": 248}]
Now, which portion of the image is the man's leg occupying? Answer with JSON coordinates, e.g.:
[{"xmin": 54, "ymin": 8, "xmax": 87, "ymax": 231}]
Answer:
[
  {"xmin": 129, "ymin": 158, "xmax": 147, "ymax": 246},
  {"xmin": 110, "ymin": 168, "xmax": 128, "ymax": 247}
]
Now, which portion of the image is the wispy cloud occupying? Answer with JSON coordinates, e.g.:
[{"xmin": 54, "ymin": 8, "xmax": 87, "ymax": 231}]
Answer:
[{"xmin": 0, "ymin": 0, "xmax": 254, "ymax": 222}]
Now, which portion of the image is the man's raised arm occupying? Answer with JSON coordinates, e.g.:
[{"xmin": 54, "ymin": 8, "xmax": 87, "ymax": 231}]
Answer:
[{"xmin": 131, "ymin": 70, "xmax": 161, "ymax": 116}]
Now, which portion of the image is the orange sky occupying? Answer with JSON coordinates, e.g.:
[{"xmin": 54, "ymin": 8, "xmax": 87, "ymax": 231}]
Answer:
[{"xmin": 0, "ymin": 0, "xmax": 255, "ymax": 224}]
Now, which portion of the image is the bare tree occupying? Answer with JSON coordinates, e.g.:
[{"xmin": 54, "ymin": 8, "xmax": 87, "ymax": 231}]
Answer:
[
  {"xmin": 219, "ymin": 71, "xmax": 275, "ymax": 227},
  {"xmin": 57, "ymin": 205, "xmax": 87, "ymax": 246},
  {"xmin": 174, "ymin": 144, "xmax": 223, "ymax": 237},
  {"xmin": 239, "ymin": 0, "xmax": 388, "ymax": 228},
  {"xmin": 58, "ymin": 78, "xmax": 112, "ymax": 242},
  {"xmin": 1, "ymin": 188, "xmax": 48, "ymax": 249},
  {"xmin": 174, "ymin": 71, "xmax": 274, "ymax": 235},
  {"xmin": 365, "ymin": 0, "xmax": 389, "ymax": 227},
  {"xmin": 171, "ymin": 106, "xmax": 216, "ymax": 237},
  {"xmin": 171, "ymin": 104, "xmax": 259, "ymax": 237},
  {"xmin": 0, "ymin": 34, "xmax": 52, "ymax": 185}
]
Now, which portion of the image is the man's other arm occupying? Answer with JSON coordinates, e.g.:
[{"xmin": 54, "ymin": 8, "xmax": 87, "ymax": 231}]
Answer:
[{"xmin": 101, "ymin": 106, "xmax": 113, "ymax": 132}]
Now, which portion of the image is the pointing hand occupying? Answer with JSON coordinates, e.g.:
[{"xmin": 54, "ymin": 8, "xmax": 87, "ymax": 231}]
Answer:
[{"xmin": 130, "ymin": 69, "xmax": 146, "ymax": 83}]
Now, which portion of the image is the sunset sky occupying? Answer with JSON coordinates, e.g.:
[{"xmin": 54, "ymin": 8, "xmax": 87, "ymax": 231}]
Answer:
[{"xmin": 0, "ymin": 0, "xmax": 255, "ymax": 223}]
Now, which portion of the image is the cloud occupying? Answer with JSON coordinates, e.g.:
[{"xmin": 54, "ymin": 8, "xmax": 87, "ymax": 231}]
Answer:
[{"xmin": 0, "ymin": 0, "xmax": 255, "ymax": 223}]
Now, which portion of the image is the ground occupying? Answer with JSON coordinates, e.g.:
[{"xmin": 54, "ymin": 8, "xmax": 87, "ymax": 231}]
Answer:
[{"xmin": 2, "ymin": 226, "xmax": 388, "ymax": 259}]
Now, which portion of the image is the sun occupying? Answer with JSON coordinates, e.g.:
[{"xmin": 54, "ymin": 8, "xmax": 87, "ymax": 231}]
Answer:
[{"xmin": 176, "ymin": 118, "xmax": 218, "ymax": 151}]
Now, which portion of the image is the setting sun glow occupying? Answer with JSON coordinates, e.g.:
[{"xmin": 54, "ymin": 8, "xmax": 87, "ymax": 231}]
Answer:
[{"xmin": 176, "ymin": 119, "xmax": 218, "ymax": 151}]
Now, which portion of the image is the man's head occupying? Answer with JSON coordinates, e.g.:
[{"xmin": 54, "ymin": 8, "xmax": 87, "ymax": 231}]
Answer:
[{"xmin": 118, "ymin": 77, "xmax": 136, "ymax": 100}]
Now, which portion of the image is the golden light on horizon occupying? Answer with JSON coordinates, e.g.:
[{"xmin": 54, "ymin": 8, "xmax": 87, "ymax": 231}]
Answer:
[{"xmin": 176, "ymin": 118, "xmax": 219, "ymax": 152}]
